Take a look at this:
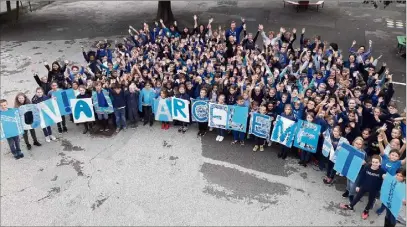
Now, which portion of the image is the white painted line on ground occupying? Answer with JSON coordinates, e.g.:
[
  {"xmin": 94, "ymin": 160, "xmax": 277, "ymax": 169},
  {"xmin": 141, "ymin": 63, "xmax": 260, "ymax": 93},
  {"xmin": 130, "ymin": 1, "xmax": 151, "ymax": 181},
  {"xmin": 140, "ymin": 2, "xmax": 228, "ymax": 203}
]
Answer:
[
  {"xmin": 392, "ymin": 81, "xmax": 406, "ymax": 86},
  {"xmin": 202, "ymin": 157, "xmax": 307, "ymax": 191}
]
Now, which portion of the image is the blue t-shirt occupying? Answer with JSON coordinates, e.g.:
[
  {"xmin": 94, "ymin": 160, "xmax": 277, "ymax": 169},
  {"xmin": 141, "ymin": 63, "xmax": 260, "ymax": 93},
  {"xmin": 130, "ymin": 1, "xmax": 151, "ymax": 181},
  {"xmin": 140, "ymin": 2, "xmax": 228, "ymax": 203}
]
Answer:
[{"xmin": 381, "ymin": 154, "xmax": 402, "ymax": 176}]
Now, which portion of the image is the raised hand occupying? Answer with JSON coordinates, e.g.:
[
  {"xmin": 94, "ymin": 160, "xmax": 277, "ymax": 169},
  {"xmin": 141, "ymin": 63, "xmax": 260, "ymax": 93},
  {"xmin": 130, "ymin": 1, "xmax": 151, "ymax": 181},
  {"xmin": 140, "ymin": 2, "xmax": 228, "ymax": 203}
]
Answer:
[
  {"xmin": 301, "ymin": 28, "xmax": 305, "ymax": 34},
  {"xmin": 258, "ymin": 24, "xmax": 263, "ymax": 31},
  {"xmin": 209, "ymin": 18, "xmax": 214, "ymax": 24},
  {"xmin": 352, "ymin": 40, "xmax": 356, "ymax": 46},
  {"xmin": 193, "ymin": 15, "xmax": 197, "ymax": 20}
]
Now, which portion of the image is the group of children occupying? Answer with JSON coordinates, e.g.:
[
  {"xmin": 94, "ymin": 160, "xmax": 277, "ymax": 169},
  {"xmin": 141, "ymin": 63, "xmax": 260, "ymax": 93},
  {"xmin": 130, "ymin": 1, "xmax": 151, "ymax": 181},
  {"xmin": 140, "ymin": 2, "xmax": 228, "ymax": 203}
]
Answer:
[{"xmin": 2, "ymin": 16, "xmax": 406, "ymax": 226}]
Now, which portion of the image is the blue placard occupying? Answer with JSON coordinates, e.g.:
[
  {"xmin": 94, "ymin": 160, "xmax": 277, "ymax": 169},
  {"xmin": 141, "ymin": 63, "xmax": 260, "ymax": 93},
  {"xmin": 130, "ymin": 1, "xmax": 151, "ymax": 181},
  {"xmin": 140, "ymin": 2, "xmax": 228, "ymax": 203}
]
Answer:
[
  {"xmin": 208, "ymin": 103, "xmax": 228, "ymax": 129},
  {"xmin": 38, "ymin": 98, "xmax": 63, "ymax": 128},
  {"xmin": 154, "ymin": 98, "xmax": 173, "ymax": 122},
  {"xmin": 380, "ymin": 175, "xmax": 406, "ymax": 217},
  {"xmin": 92, "ymin": 89, "xmax": 114, "ymax": 114},
  {"xmin": 333, "ymin": 143, "xmax": 365, "ymax": 182},
  {"xmin": 322, "ymin": 130, "xmax": 333, "ymax": 158},
  {"xmin": 293, "ymin": 120, "xmax": 321, "ymax": 153},
  {"xmin": 191, "ymin": 100, "xmax": 209, "ymax": 122},
  {"xmin": 226, "ymin": 106, "xmax": 249, "ymax": 132},
  {"xmin": 0, "ymin": 108, "xmax": 24, "ymax": 140},
  {"xmin": 53, "ymin": 89, "xmax": 76, "ymax": 116},
  {"xmin": 270, "ymin": 115, "xmax": 296, "ymax": 147},
  {"xmin": 249, "ymin": 112, "xmax": 271, "ymax": 139},
  {"xmin": 18, "ymin": 104, "xmax": 41, "ymax": 130},
  {"xmin": 70, "ymin": 98, "xmax": 95, "ymax": 123},
  {"xmin": 171, "ymin": 98, "xmax": 190, "ymax": 122}
]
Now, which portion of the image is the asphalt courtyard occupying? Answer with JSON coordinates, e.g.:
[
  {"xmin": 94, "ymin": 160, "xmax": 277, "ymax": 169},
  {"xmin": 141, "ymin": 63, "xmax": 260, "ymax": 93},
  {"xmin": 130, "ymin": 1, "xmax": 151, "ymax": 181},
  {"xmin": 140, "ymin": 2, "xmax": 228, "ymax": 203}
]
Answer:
[{"xmin": 0, "ymin": 1, "xmax": 406, "ymax": 226}]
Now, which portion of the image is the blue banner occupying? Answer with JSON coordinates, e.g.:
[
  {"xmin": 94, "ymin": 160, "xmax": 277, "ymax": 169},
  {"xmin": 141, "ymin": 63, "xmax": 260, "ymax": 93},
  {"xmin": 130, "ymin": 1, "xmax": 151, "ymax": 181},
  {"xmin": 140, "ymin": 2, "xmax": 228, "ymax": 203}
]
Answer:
[
  {"xmin": 171, "ymin": 98, "xmax": 190, "ymax": 122},
  {"xmin": 154, "ymin": 98, "xmax": 173, "ymax": 122},
  {"xmin": 70, "ymin": 98, "xmax": 95, "ymax": 123},
  {"xmin": 293, "ymin": 120, "xmax": 321, "ymax": 153},
  {"xmin": 249, "ymin": 113, "xmax": 271, "ymax": 139},
  {"xmin": 37, "ymin": 98, "xmax": 62, "ymax": 128},
  {"xmin": 270, "ymin": 115, "xmax": 296, "ymax": 147},
  {"xmin": 18, "ymin": 104, "xmax": 41, "ymax": 130},
  {"xmin": 53, "ymin": 89, "xmax": 76, "ymax": 116},
  {"xmin": 0, "ymin": 108, "xmax": 24, "ymax": 140},
  {"xmin": 92, "ymin": 90, "xmax": 114, "ymax": 114},
  {"xmin": 191, "ymin": 100, "xmax": 208, "ymax": 122},
  {"xmin": 322, "ymin": 130, "xmax": 333, "ymax": 158},
  {"xmin": 330, "ymin": 137, "xmax": 349, "ymax": 163},
  {"xmin": 380, "ymin": 175, "xmax": 406, "ymax": 217},
  {"xmin": 208, "ymin": 103, "xmax": 228, "ymax": 129},
  {"xmin": 226, "ymin": 106, "xmax": 249, "ymax": 132},
  {"xmin": 333, "ymin": 143, "xmax": 365, "ymax": 182}
]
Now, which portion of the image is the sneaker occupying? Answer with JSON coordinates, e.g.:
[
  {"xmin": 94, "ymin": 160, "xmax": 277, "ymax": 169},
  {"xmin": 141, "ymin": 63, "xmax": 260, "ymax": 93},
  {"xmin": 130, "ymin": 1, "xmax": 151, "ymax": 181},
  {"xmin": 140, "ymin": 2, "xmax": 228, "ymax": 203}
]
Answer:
[
  {"xmin": 178, "ymin": 127, "xmax": 183, "ymax": 133},
  {"xmin": 323, "ymin": 177, "xmax": 333, "ymax": 184},
  {"xmin": 362, "ymin": 210, "xmax": 369, "ymax": 220},
  {"xmin": 33, "ymin": 141, "xmax": 42, "ymax": 146},
  {"xmin": 298, "ymin": 160, "xmax": 304, "ymax": 165},
  {"xmin": 182, "ymin": 127, "xmax": 188, "ymax": 133},
  {"xmin": 268, "ymin": 141, "xmax": 272, "ymax": 147},
  {"xmin": 63, "ymin": 127, "xmax": 68, "ymax": 132},
  {"xmin": 218, "ymin": 136, "xmax": 224, "ymax": 142},
  {"xmin": 376, "ymin": 207, "xmax": 384, "ymax": 216},
  {"xmin": 165, "ymin": 124, "xmax": 170, "ymax": 130},
  {"xmin": 82, "ymin": 128, "xmax": 89, "ymax": 134},
  {"xmin": 58, "ymin": 128, "xmax": 63, "ymax": 134},
  {"xmin": 253, "ymin": 145, "xmax": 259, "ymax": 152},
  {"xmin": 231, "ymin": 140, "xmax": 238, "ymax": 145},
  {"xmin": 209, "ymin": 127, "xmax": 213, "ymax": 132},
  {"xmin": 339, "ymin": 203, "xmax": 353, "ymax": 210},
  {"xmin": 259, "ymin": 145, "xmax": 264, "ymax": 152},
  {"xmin": 14, "ymin": 155, "xmax": 21, "ymax": 160},
  {"xmin": 201, "ymin": 131, "xmax": 207, "ymax": 136},
  {"xmin": 115, "ymin": 128, "xmax": 120, "ymax": 133},
  {"xmin": 240, "ymin": 141, "xmax": 245, "ymax": 146},
  {"xmin": 216, "ymin": 135, "xmax": 220, "ymax": 141},
  {"xmin": 104, "ymin": 128, "xmax": 109, "ymax": 132},
  {"xmin": 18, "ymin": 153, "xmax": 24, "ymax": 158},
  {"xmin": 100, "ymin": 128, "xmax": 104, "ymax": 132},
  {"xmin": 49, "ymin": 135, "xmax": 57, "ymax": 141},
  {"xmin": 45, "ymin": 136, "xmax": 51, "ymax": 143},
  {"xmin": 27, "ymin": 144, "xmax": 32, "ymax": 150},
  {"xmin": 342, "ymin": 190, "xmax": 349, "ymax": 198},
  {"xmin": 197, "ymin": 131, "xmax": 202, "ymax": 136},
  {"xmin": 161, "ymin": 123, "xmax": 165, "ymax": 129}
]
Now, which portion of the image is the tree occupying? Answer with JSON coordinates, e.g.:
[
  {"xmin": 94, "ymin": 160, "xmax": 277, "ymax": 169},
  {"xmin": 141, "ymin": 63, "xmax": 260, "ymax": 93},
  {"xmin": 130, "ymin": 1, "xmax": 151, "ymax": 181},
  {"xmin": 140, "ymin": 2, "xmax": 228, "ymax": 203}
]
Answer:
[
  {"xmin": 157, "ymin": 1, "xmax": 174, "ymax": 25},
  {"xmin": 6, "ymin": 1, "xmax": 11, "ymax": 13}
]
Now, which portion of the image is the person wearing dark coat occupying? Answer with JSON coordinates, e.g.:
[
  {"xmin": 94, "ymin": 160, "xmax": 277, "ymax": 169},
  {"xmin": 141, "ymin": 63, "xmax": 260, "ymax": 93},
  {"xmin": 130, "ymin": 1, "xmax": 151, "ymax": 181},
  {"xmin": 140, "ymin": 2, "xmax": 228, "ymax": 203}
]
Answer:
[
  {"xmin": 125, "ymin": 84, "xmax": 140, "ymax": 127},
  {"xmin": 44, "ymin": 61, "xmax": 68, "ymax": 89}
]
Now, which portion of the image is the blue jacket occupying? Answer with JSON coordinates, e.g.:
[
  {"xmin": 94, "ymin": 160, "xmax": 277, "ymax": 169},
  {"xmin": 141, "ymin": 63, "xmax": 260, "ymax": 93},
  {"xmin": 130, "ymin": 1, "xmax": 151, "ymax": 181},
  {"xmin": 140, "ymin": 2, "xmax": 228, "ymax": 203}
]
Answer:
[
  {"xmin": 225, "ymin": 23, "xmax": 245, "ymax": 43},
  {"xmin": 139, "ymin": 88, "xmax": 155, "ymax": 111}
]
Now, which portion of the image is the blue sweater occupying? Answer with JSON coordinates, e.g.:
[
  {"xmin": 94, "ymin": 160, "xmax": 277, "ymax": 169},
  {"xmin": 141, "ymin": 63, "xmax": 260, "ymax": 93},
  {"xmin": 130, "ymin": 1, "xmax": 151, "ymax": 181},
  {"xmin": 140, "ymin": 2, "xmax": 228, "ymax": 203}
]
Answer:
[
  {"xmin": 139, "ymin": 88, "xmax": 155, "ymax": 111},
  {"xmin": 110, "ymin": 89, "xmax": 126, "ymax": 108}
]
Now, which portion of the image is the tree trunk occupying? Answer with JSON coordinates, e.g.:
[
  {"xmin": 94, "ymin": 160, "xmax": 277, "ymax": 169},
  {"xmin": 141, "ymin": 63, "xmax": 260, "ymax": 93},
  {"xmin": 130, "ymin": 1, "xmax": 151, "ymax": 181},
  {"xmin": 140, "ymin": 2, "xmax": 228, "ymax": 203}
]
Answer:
[
  {"xmin": 157, "ymin": 1, "xmax": 174, "ymax": 25},
  {"xmin": 6, "ymin": 1, "xmax": 11, "ymax": 13},
  {"xmin": 16, "ymin": 1, "xmax": 19, "ymax": 20}
]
